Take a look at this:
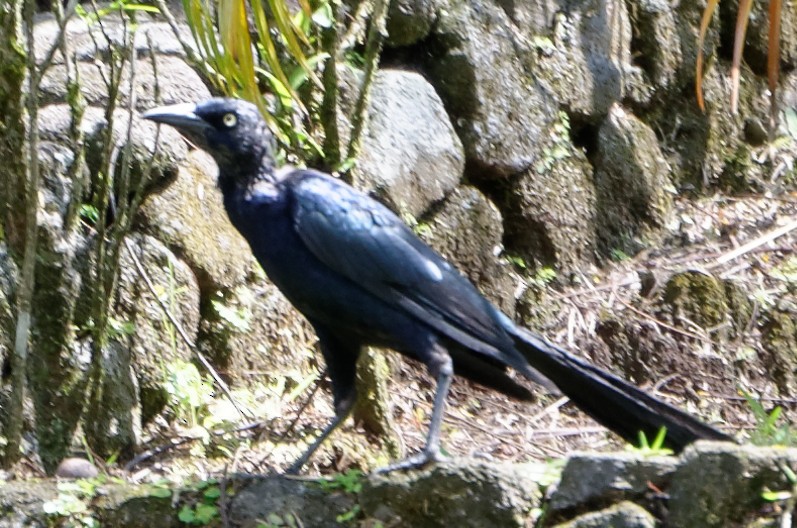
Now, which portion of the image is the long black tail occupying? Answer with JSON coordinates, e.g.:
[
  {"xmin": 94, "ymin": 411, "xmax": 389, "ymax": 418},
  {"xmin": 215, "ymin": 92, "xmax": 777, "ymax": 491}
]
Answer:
[{"xmin": 507, "ymin": 325, "xmax": 732, "ymax": 451}]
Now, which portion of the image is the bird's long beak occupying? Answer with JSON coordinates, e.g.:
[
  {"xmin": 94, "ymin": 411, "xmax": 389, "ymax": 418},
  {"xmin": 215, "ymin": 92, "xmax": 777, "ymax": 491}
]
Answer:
[{"xmin": 142, "ymin": 102, "xmax": 210, "ymax": 135}]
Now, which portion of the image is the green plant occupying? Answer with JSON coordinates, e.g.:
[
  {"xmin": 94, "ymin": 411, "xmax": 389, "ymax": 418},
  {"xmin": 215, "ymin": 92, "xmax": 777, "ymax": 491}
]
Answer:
[
  {"xmin": 535, "ymin": 267, "xmax": 557, "ymax": 285},
  {"xmin": 42, "ymin": 479, "xmax": 104, "ymax": 528},
  {"xmin": 743, "ymin": 390, "xmax": 797, "ymax": 446},
  {"xmin": 178, "ymin": 480, "xmax": 223, "ymax": 525},
  {"xmin": 761, "ymin": 463, "xmax": 797, "ymax": 526},
  {"xmin": 211, "ymin": 295, "xmax": 251, "ymax": 333},
  {"xmin": 164, "ymin": 360, "xmax": 215, "ymax": 429},
  {"xmin": 317, "ymin": 469, "xmax": 364, "ymax": 494},
  {"xmin": 76, "ymin": 0, "xmax": 158, "ymax": 24},
  {"xmin": 628, "ymin": 427, "xmax": 673, "ymax": 456},
  {"xmin": 610, "ymin": 248, "xmax": 630, "ymax": 262},
  {"xmin": 180, "ymin": 0, "xmax": 326, "ymax": 155},
  {"xmin": 335, "ymin": 505, "xmax": 362, "ymax": 524}
]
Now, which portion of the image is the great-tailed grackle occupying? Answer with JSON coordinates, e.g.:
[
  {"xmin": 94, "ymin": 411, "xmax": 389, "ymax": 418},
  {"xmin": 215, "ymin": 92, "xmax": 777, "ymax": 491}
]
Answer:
[{"xmin": 144, "ymin": 98, "xmax": 731, "ymax": 473}]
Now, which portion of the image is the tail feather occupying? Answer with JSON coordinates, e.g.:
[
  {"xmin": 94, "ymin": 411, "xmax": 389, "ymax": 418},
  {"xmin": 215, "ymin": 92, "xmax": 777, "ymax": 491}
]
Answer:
[{"xmin": 508, "ymin": 326, "xmax": 731, "ymax": 451}]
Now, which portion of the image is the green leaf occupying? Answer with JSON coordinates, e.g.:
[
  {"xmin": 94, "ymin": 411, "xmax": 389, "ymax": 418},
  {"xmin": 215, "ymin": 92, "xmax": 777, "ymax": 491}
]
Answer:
[
  {"xmin": 178, "ymin": 504, "xmax": 196, "ymax": 523},
  {"xmin": 311, "ymin": 2, "xmax": 333, "ymax": 28},
  {"xmin": 203, "ymin": 486, "xmax": 221, "ymax": 500},
  {"xmin": 148, "ymin": 486, "xmax": 172, "ymax": 499},
  {"xmin": 762, "ymin": 489, "xmax": 792, "ymax": 501},
  {"xmin": 194, "ymin": 503, "xmax": 219, "ymax": 523}
]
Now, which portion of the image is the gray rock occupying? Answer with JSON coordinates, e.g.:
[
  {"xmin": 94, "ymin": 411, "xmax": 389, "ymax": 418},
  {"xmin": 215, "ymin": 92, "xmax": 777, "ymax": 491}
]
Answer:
[
  {"xmin": 34, "ymin": 15, "xmax": 198, "ymax": 66},
  {"xmin": 552, "ymin": 501, "xmax": 656, "ymax": 528},
  {"xmin": 37, "ymin": 104, "xmax": 187, "ymax": 197},
  {"xmin": 497, "ymin": 0, "xmax": 566, "ymax": 34},
  {"xmin": 39, "ymin": 55, "xmax": 211, "ymax": 112},
  {"xmin": 420, "ymin": 186, "xmax": 517, "ymax": 314},
  {"xmin": 594, "ymin": 104, "xmax": 674, "ymax": 258},
  {"xmin": 115, "ymin": 233, "xmax": 200, "ymax": 423},
  {"xmin": 0, "ymin": 244, "xmax": 16, "ymax": 408},
  {"xmin": 197, "ymin": 279, "xmax": 316, "ymax": 387},
  {"xmin": 549, "ymin": 451, "xmax": 677, "ymax": 513},
  {"xmin": 37, "ymin": 142, "xmax": 80, "ymax": 228},
  {"xmin": 137, "ymin": 149, "xmax": 253, "ymax": 291},
  {"xmin": 350, "ymin": 69, "xmax": 465, "ymax": 218},
  {"xmin": 385, "ymin": 0, "xmax": 438, "ymax": 47},
  {"xmin": 229, "ymin": 476, "xmax": 357, "ymax": 528},
  {"xmin": 425, "ymin": 0, "xmax": 556, "ymax": 176},
  {"xmin": 26, "ymin": 143, "xmax": 88, "ymax": 472},
  {"xmin": 83, "ymin": 337, "xmax": 143, "ymax": 459},
  {"xmin": 54, "ymin": 457, "xmax": 99, "ymax": 479},
  {"xmin": 360, "ymin": 460, "xmax": 542, "ymax": 527},
  {"xmin": 533, "ymin": 0, "xmax": 650, "ymax": 118},
  {"xmin": 497, "ymin": 116, "xmax": 597, "ymax": 274},
  {"xmin": 625, "ymin": 0, "xmax": 688, "ymax": 93},
  {"xmin": 669, "ymin": 442, "xmax": 797, "ymax": 528}
]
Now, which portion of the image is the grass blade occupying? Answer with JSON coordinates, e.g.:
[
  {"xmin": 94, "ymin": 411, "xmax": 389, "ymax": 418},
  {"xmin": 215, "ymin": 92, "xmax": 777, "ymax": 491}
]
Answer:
[
  {"xmin": 731, "ymin": 0, "xmax": 754, "ymax": 114},
  {"xmin": 696, "ymin": 0, "xmax": 720, "ymax": 111}
]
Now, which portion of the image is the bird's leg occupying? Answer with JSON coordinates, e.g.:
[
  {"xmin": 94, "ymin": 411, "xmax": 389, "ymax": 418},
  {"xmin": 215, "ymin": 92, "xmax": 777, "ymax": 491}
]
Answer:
[
  {"xmin": 375, "ymin": 352, "xmax": 453, "ymax": 474},
  {"xmin": 286, "ymin": 394, "xmax": 355, "ymax": 474}
]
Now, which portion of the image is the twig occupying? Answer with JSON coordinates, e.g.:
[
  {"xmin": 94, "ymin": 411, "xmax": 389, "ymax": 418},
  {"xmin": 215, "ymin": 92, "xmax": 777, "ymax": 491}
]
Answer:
[
  {"xmin": 124, "ymin": 421, "xmax": 263, "ymax": 471},
  {"xmin": 715, "ymin": 217, "xmax": 797, "ymax": 265},
  {"xmin": 616, "ymin": 297, "xmax": 719, "ymax": 344},
  {"xmin": 123, "ymin": 238, "xmax": 252, "ymax": 420},
  {"xmin": 258, "ymin": 372, "xmax": 324, "ymax": 468},
  {"xmin": 344, "ymin": 0, "xmax": 390, "ymax": 165},
  {"xmin": 150, "ymin": 0, "xmax": 215, "ymax": 81}
]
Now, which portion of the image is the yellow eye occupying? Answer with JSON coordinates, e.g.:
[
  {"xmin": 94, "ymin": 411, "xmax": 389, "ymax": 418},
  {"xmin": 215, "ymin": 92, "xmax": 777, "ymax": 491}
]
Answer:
[{"xmin": 222, "ymin": 113, "xmax": 237, "ymax": 128}]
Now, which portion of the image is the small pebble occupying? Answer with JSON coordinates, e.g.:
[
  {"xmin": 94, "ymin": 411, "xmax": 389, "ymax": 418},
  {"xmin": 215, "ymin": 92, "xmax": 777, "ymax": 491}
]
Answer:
[{"xmin": 55, "ymin": 457, "xmax": 99, "ymax": 479}]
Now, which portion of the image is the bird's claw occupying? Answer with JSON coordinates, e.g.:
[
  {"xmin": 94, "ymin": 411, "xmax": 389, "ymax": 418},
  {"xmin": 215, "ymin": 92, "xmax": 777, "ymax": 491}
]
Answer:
[{"xmin": 374, "ymin": 449, "xmax": 447, "ymax": 474}]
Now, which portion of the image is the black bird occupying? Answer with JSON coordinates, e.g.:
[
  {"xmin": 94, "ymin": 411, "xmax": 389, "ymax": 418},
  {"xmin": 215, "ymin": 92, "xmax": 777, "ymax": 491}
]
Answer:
[{"xmin": 143, "ymin": 98, "xmax": 731, "ymax": 472}]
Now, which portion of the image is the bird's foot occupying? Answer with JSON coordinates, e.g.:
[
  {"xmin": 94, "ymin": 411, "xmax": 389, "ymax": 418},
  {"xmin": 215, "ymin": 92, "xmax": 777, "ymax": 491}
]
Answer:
[
  {"xmin": 285, "ymin": 454, "xmax": 310, "ymax": 475},
  {"xmin": 374, "ymin": 449, "xmax": 447, "ymax": 474}
]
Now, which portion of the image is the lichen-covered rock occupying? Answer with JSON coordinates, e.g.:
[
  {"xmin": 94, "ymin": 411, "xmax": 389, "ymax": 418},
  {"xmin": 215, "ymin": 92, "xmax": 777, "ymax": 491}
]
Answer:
[
  {"xmin": 419, "ymin": 186, "xmax": 517, "ymax": 313},
  {"xmin": 137, "ymin": 149, "xmax": 254, "ymax": 291},
  {"xmin": 548, "ymin": 452, "xmax": 677, "ymax": 514},
  {"xmin": 0, "ymin": 245, "xmax": 17, "ymax": 440},
  {"xmin": 594, "ymin": 104, "xmax": 674, "ymax": 257},
  {"xmin": 385, "ymin": 0, "xmax": 438, "ymax": 47},
  {"xmin": 197, "ymin": 280, "xmax": 316, "ymax": 387},
  {"xmin": 37, "ymin": 104, "xmax": 187, "ymax": 197},
  {"xmin": 533, "ymin": 0, "xmax": 648, "ymax": 117},
  {"xmin": 82, "ymin": 338, "xmax": 143, "ymax": 460},
  {"xmin": 228, "ymin": 476, "xmax": 357, "ymax": 528},
  {"xmin": 360, "ymin": 460, "xmax": 542, "ymax": 527},
  {"xmin": 760, "ymin": 297, "xmax": 797, "ymax": 395},
  {"xmin": 632, "ymin": 0, "xmax": 722, "ymax": 94},
  {"xmin": 33, "ymin": 15, "xmax": 198, "ymax": 65},
  {"xmin": 26, "ymin": 142, "xmax": 90, "ymax": 472},
  {"xmin": 495, "ymin": 113, "xmax": 597, "ymax": 274},
  {"xmin": 39, "ymin": 55, "xmax": 211, "ymax": 111},
  {"xmin": 349, "ymin": 69, "xmax": 465, "ymax": 218},
  {"xmin": 115, "ymin": 233, "xmax": 200, "ymax": 423},
  {"xmin": 669, "ymin": 442, "xmax": 797, "ymax": 527},
  {"xmin": 551, "ymin": 501, "xmax": 656, "ymax": 528},
  {"xmin": 660, "ymin": 270, "xmax": 729, "ymax": 330},
  {"xmin": 424, "ymin": 0, "xmax": 556, "ymax": 176}
]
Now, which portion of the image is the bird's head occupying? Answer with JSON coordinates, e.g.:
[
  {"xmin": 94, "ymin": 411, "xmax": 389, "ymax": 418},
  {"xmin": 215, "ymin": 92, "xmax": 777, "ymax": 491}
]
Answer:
[{"xmin": 143, "ymin": 98, "xmax": 276, "ymax": 181}]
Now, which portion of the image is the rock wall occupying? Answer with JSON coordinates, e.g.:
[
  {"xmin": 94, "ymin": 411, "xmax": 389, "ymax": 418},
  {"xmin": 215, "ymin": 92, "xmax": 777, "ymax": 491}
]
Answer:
[
  {"xmin": 2, "ymin": 0, "xmax": 795, "ymax": 477},
  {"xmin": 3, "ymin": 443, "xmax": 797, "ymax": 527}
]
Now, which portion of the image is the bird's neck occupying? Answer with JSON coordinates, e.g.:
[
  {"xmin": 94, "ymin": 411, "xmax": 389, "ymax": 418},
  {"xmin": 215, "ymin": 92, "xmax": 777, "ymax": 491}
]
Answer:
[{"xmin": 217, "ymin": 155, "xmax": 278, "ymax": 194}]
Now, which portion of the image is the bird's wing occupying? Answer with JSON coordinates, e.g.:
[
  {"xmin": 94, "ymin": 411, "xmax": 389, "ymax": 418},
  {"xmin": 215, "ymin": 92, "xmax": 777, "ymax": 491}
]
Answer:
[{"xmin": 289, "ymin": 171, "xmax": 528, "ymax": 369}]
